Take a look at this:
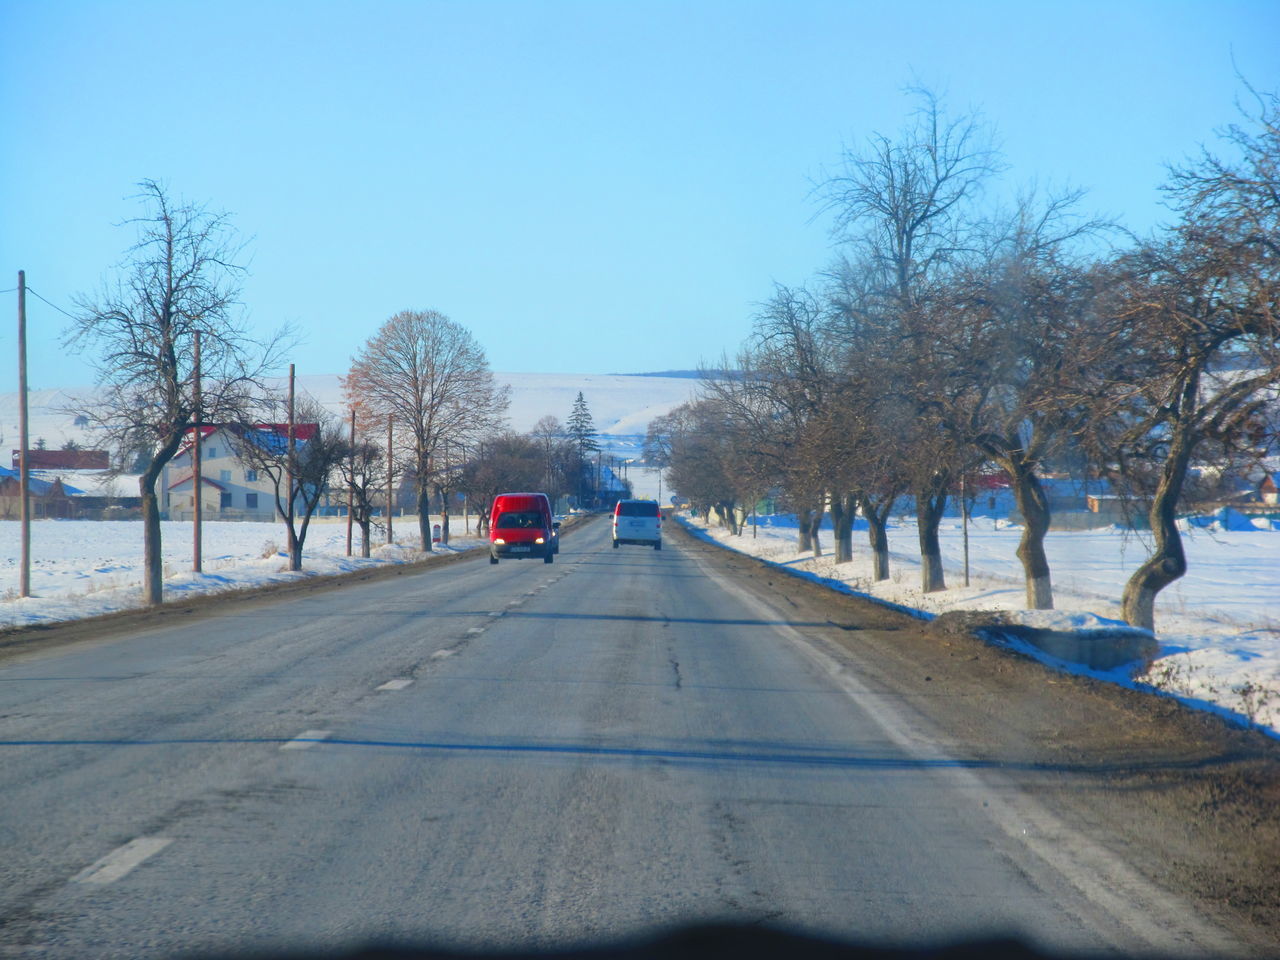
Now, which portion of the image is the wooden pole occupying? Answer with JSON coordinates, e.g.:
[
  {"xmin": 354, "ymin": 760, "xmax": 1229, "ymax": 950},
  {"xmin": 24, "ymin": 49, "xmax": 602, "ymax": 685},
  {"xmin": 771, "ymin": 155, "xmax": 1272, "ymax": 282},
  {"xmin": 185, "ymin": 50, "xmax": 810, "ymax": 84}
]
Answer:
[
  {"xmin": 287, "ymin": 364, "xmax": 296, "ymax": 527},
  {"xmin": 345, "ymin": 408, "xmax": 355, "ymax": 556},
  {"xmin": 385, "ymin": 415, "xmax": 394, "ymax": 544},
  {"xmin": 17, "ymin": 271, "xmax": 31, "ymax": 598},
  {"xmin": 192, "ymin": 330, "xmax": 203, "ymax": 573},
  {"xmin": 961, "ymin": 472, "xmax": 971, "ymax": 588}
]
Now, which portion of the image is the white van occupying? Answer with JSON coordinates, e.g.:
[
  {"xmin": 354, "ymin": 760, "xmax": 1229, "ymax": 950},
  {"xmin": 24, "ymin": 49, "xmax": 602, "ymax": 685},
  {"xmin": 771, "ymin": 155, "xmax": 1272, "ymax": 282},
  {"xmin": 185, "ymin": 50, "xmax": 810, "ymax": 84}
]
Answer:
[{"xmin": 612, "ymin": 499, "xmax": 662, "ymax": 550}]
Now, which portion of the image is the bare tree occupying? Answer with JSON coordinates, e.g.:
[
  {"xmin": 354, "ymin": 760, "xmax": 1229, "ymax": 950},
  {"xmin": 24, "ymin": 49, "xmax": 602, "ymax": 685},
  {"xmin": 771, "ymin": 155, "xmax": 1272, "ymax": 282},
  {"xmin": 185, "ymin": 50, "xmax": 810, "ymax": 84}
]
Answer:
[
  {"xmin": 66, "ymin": 180, "xmax": 283, "ymax": 605},
  {"xmin": 530, "ymin": 414, "xmax": 574, "ymax": 509},
  {"xmin": 1079, "ymin": 89, "xmax": 1279, "ymax": 630},
  {"xmin": 460, "ymin": 433, "xmax": 545, "ymax": 534},
  {"xmin": 230, "ymin": 393, "xmax": 349, "ymax": 572},
  {"xmin": 817, "ymin": 90, "xmax": 1003, "ymax": 591},
  {"xmin": 935, "ymin": 193, "xmax": 1110, "ymax": 607},
  {"xmin": 335, "ymin": 430, "xmax": 386, "ymax": 558},
  {"xmin": 345, "ymin": 310, "xmax": 509, "ymax": 551}
]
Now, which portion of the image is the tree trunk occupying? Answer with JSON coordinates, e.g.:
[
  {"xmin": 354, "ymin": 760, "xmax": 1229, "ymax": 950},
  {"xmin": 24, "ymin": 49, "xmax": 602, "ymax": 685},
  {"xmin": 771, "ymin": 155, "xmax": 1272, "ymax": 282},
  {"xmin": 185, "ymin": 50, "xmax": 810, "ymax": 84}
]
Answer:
[
  {"xmin": 139, "ymin": 473, "xmax": 164, "ymax": 606},
  {"xmin": 714, "ymin": 503, "xmax": 739, "ymax": 535},
  {"xmin": 138, "ymin": 428, "xmax": 184, "ymax": 606},
  {"xmin": 1121, "ymin": 430, "xmax": 1193, "ymax": 632},
  {"xmin": 858, "ymin": 493, "xmax": 893, "ymax": 581},
  {"xmin": 1006, "ymin": 460, "xmax": 1054, "ymax": 609},
  {"xmin": 797, "ymin": 508, "xmax": 813, "ymax": 554},
  {"xmin": 830, "ymin": 492, "xmax": 855, "ymax": 564},
  {"xmin": 807, "ymin": 504, "xmax": 825, "ymax": 558},
  {"xmin": 358, "ymin": 518, "xmax": 371, "ymax": 558},
  {"xmin": 916, "ymin": 478, "xmax": 949, "ymax": 593},
  {"xmin": 286, "ymin": 520, "xmax": 301, "ymax": 571}
]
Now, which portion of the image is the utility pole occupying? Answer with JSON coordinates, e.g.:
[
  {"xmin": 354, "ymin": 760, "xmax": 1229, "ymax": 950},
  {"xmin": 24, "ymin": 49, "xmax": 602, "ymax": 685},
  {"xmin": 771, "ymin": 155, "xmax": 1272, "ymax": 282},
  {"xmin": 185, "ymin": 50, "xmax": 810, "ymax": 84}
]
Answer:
[
  {"xmin": 441, "ymin": 440, "xmax": 450, "ymax": 545},
  {"xmin": 385, "ymin": 415, "xmax": 394, "ymax": 544},
  {"xmin": 17, "ymin": 271, "xmax": 31, "ymax": 598},
  {"xmin": 345, "ymin": 407, "xmax": 355, "ymax": 556},
  {"xmin": 192, "ymin": 330, "xmax": 203, "ymax": 573},
  {"xmin": 286, "ymin": 364, "xmax": 296, "ymax": 567},
  {"xmin": 961, "ymin": 472, "xmax": 971, "ymax": 588}
]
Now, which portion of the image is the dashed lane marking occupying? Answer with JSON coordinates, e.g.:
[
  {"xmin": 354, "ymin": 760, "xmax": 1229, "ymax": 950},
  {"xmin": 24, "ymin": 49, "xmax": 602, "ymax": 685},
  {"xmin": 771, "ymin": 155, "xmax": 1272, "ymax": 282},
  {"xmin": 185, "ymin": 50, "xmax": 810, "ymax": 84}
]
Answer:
[
  {"xmin": 280, "ymin": 729, "xmax": 331, "ymax": 750},
  {"xmin": 466, "ymin": 627, "xmax": 485, "ymax": 636},
  {"xmin": 430, "ymin": 649, "xmax": 455, "ymax": 659},
  {"xmin": 377, "ymin": 678, "xmax": 413, "ymax": 691},
  {"xmin": 72, "ymin": 837, "xmax": 173, "ymax": 885}
]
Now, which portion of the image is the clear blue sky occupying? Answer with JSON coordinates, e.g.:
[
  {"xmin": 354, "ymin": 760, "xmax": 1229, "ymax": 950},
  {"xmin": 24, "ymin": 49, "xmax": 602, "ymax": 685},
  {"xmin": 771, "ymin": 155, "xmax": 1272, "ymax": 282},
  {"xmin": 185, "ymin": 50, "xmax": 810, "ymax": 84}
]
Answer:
[{"xmin": 2, "ymin": 0, "xmax": 1277, "ymax": 393}]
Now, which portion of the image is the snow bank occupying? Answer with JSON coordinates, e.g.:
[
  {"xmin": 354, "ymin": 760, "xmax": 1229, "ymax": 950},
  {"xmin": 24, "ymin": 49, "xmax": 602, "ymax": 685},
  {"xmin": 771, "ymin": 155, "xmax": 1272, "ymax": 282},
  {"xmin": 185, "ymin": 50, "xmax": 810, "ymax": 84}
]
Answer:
[
  {"xmin": 0, "ymin": 518, "xmax": 484, "ymax": 631},
  {"xmin": 683, "ymin": 512, "xmax": 1280, "ymax": 738}
]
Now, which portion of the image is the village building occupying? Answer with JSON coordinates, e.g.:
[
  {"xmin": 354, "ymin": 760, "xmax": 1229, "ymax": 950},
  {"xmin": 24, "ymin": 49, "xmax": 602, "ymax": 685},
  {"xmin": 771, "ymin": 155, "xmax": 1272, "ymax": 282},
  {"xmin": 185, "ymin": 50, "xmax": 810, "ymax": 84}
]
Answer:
[
  {"xmin": 0, "ymin": 466, "xmax": 82, "ymax": 519},
  {"xmin": 160, "ymin": 424, "xmax": 318, "ymax": 521}
]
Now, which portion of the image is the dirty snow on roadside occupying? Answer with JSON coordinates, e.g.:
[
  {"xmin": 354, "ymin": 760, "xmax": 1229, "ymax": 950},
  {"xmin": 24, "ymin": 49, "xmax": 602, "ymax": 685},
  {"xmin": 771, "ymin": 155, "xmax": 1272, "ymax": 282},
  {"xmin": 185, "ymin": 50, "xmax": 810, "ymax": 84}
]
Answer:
[
  {"xmin": 683, "ymin": 512, "xmax": 1280, "ymax": 737},
  {"xmin": 0, "ymin": 519, "xmax": 484, "ymax": 631}
]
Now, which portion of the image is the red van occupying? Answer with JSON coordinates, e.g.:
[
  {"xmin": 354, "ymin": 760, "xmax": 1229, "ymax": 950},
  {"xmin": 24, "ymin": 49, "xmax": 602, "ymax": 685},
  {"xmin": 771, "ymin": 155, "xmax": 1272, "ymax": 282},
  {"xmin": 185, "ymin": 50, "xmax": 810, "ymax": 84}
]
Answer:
[{"xmin": 489, "ymin": 492, "xmax": 556, "ymax": 564}]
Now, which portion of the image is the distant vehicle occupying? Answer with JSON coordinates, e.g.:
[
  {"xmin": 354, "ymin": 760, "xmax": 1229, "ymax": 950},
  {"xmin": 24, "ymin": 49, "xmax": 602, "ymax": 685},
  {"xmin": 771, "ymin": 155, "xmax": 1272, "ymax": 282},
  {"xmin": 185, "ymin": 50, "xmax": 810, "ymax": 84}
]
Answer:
[
  {"xmin": 613, "ymin": 499, "xmax": 662, "ymax": 550},
  {"xmin": 489, "ymin": 492, "xmax": 555, "ymax": 564}
]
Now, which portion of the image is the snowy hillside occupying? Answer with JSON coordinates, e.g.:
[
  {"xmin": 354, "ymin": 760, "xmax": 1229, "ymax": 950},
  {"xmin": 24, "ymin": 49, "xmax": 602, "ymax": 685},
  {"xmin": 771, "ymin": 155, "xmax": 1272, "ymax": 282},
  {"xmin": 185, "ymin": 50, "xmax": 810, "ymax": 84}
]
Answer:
[{"xmin": 0, "ymin": 373, "xmax": 698, "ymax": 455}]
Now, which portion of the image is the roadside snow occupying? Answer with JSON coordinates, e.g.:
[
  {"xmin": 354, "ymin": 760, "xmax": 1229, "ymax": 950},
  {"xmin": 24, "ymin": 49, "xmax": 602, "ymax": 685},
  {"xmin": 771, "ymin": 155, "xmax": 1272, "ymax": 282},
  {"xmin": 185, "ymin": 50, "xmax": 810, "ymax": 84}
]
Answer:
[
  {"xmin": 0, "ymin": 518, "xmax": 484, "ymax": 630},
  {"xmin": 683, "ymin": 512, "xmax": 1280, "ymax": 738}
]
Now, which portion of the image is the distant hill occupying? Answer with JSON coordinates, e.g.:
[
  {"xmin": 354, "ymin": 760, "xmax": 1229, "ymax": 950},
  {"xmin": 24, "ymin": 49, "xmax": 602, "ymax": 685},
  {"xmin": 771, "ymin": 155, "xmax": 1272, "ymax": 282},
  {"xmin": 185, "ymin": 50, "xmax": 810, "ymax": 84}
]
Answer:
[
  {"xmin": 0, "ymin": 372, "xmax": 700, "ymax": 455},
  {"xmin": 613, "ymin": 369, "xmax": 733, "ymax": 381}
]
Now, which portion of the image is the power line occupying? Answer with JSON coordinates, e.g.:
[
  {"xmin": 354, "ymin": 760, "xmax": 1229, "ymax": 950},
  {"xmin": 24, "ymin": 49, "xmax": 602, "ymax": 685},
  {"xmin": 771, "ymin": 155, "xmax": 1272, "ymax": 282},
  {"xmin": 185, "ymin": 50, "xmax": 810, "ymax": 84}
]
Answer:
[{"xmin": 23, "ymin": 287, "xmax": 78, "ymax": 321}]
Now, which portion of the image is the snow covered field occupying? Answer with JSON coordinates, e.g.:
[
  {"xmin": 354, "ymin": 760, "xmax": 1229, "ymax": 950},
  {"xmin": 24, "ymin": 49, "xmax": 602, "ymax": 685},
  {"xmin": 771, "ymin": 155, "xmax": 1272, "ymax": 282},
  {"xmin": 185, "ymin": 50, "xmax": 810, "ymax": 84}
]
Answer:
[
  {"xmin": 0, "ymin": 517, "xmax": 485, "ymax": 631},
  {"xmin": 683, "ymin": 512, "xmax": 1280, "ymax": 738}
]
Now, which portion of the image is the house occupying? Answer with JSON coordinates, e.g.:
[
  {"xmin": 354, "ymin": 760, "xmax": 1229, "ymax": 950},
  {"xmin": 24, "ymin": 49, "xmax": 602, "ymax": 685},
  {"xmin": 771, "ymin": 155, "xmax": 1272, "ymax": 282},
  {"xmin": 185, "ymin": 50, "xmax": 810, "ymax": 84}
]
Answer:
[
  {"xmin": 0, "ymin": 466, "xmax": 83, "ymax": 519},
  {"xmin": 1262, "ymin": 473, "xmax": 1278, "ymax": 506},
  {"xmin": 160, "ymin": 424, "xmax": 317, "ymax": 521}
]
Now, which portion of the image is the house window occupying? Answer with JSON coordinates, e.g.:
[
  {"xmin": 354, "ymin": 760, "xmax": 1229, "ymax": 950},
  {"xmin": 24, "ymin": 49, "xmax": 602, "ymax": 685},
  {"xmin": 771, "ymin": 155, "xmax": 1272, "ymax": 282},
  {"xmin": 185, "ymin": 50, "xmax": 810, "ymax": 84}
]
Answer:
[
  {"xmin": 207, "ymin": 446, "xmax": 217, "ymax": 458},
  {"xmin": 219, "ymin": 470, "xmax": 232, "ymax": 482},
  {"xmin": 246, "ymin": 493, "xmax": 259, "ymax": 509},
  {"xmin": 220, "ymin": 492, "xmax": 232, "ymax": 508},
  {"xmin": 245, "ymin": 469, "xmax": 258, "ymax": 482}
]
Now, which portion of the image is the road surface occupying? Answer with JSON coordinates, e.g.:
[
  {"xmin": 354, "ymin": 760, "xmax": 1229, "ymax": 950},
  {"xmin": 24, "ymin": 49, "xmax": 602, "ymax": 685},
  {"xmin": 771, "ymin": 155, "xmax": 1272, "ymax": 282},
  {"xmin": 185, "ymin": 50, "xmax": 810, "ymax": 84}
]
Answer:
[{"xmin": 0, "ymin": 518, "xmax": 1258, "ymax": 957}]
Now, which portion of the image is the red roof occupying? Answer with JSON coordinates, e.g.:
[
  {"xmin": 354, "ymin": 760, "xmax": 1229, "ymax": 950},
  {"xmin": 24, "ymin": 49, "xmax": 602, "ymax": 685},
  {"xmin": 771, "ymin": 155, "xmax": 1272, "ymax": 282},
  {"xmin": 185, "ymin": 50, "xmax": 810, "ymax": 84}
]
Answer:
[{"xmin": 12, "ymin": 449, "xmax": 110, "ymax": 470}]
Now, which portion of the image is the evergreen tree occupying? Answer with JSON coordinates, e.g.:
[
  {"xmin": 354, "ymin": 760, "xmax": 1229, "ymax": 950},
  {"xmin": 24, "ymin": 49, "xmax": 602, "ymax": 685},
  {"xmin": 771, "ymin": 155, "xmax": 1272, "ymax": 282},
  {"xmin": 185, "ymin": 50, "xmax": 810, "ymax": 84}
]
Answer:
[{"xmin": 567, "ymin": 391, "xmax": 600, "ymax": 457}]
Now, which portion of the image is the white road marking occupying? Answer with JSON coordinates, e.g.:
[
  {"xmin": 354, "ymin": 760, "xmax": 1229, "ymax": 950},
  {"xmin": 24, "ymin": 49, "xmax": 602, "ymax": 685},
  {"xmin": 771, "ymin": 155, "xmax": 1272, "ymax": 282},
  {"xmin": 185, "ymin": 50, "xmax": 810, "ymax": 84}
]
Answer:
[
  {"xmin": 466, "ymin": 627, "xmax": 485, "ymax": 636},
  {"xmin": 280, "ymin": 729, "xmax": 331, "ymax": 750},
  {"xmin": 487, "ymin": 611, "xmax": 503, "ymax": 617},
  {"xmin": 430, "ymin": 649, "xmax": 455, "ymax": 659},
  {"xmin": 72, "ymin": 837, "xmax": 173, "ymax": 885},
  {"xmin": 703, "ymin": 561, "xmax": 1243, "ymax": 956},
  {"xmin": 376, "ymin": 678, "xmax": 413, "ymax": 691}
]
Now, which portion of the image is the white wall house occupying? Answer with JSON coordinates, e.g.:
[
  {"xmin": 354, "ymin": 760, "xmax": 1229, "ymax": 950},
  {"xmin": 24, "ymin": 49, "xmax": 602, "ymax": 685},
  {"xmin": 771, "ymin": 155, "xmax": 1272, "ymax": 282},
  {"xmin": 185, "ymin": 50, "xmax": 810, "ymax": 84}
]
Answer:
[{"xmin": 161, "ymin": 425, "xmax": 314, "ymax": 521}]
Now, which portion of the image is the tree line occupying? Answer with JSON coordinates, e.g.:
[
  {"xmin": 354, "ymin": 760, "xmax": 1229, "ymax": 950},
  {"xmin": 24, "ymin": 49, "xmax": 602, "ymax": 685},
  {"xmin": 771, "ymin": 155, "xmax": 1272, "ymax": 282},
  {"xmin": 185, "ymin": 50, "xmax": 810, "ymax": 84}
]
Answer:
[
  {"xmin": 648, "ymin": 87, "xmax": 1279, "ymax": 632},
  {"xmin": 66, "ymin": 181, "xmax": 620, "ymax": 605}
]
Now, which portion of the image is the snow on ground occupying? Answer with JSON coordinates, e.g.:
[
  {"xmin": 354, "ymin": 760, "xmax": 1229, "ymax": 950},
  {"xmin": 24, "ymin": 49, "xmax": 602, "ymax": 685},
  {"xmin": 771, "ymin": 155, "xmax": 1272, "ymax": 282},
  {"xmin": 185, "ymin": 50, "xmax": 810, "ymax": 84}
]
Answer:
[
  {"xmin": 682, "ymin": 512, "xmax": 1280, "ymax": 738},
  {"xmin": 0, "ymin": 517, "xmax": 485, "ymax": 631}
]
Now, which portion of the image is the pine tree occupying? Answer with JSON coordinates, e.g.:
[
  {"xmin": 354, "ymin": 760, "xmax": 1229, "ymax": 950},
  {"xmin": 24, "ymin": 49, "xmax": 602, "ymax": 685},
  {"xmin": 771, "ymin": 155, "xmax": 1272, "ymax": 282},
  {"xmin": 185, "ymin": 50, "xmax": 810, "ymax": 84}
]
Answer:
[{"xmin": 567, "ymin": 391, "xmax": 600, "ymax": 457}]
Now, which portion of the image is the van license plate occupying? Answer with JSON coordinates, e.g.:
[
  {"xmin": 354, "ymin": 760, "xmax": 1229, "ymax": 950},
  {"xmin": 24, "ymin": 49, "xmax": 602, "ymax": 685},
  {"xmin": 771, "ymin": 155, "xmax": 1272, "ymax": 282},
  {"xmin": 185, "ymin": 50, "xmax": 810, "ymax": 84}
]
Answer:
[{"xmin": 511, "ymin": 546, "xmax": 530, "ymax": 553}]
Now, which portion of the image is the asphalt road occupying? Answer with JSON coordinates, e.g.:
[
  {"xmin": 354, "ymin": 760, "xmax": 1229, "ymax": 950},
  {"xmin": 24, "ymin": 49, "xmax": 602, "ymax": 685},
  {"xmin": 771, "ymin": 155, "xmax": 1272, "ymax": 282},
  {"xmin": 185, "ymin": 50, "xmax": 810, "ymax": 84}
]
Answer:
[{"xmin": 0, "ymin": 518, "xmax": 1250, "ymax": 958}]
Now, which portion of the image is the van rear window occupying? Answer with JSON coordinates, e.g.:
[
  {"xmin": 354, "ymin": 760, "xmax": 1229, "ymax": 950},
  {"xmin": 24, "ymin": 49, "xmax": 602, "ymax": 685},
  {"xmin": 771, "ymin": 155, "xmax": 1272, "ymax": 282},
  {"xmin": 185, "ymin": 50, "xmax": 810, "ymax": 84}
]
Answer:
[
  {"xmin": 494, "ymin": 511, "xmax": 545, "ymax": 530},
  {"xmin": 617, "ymin": 501, "xmax": 659, "ymax": 517}
]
